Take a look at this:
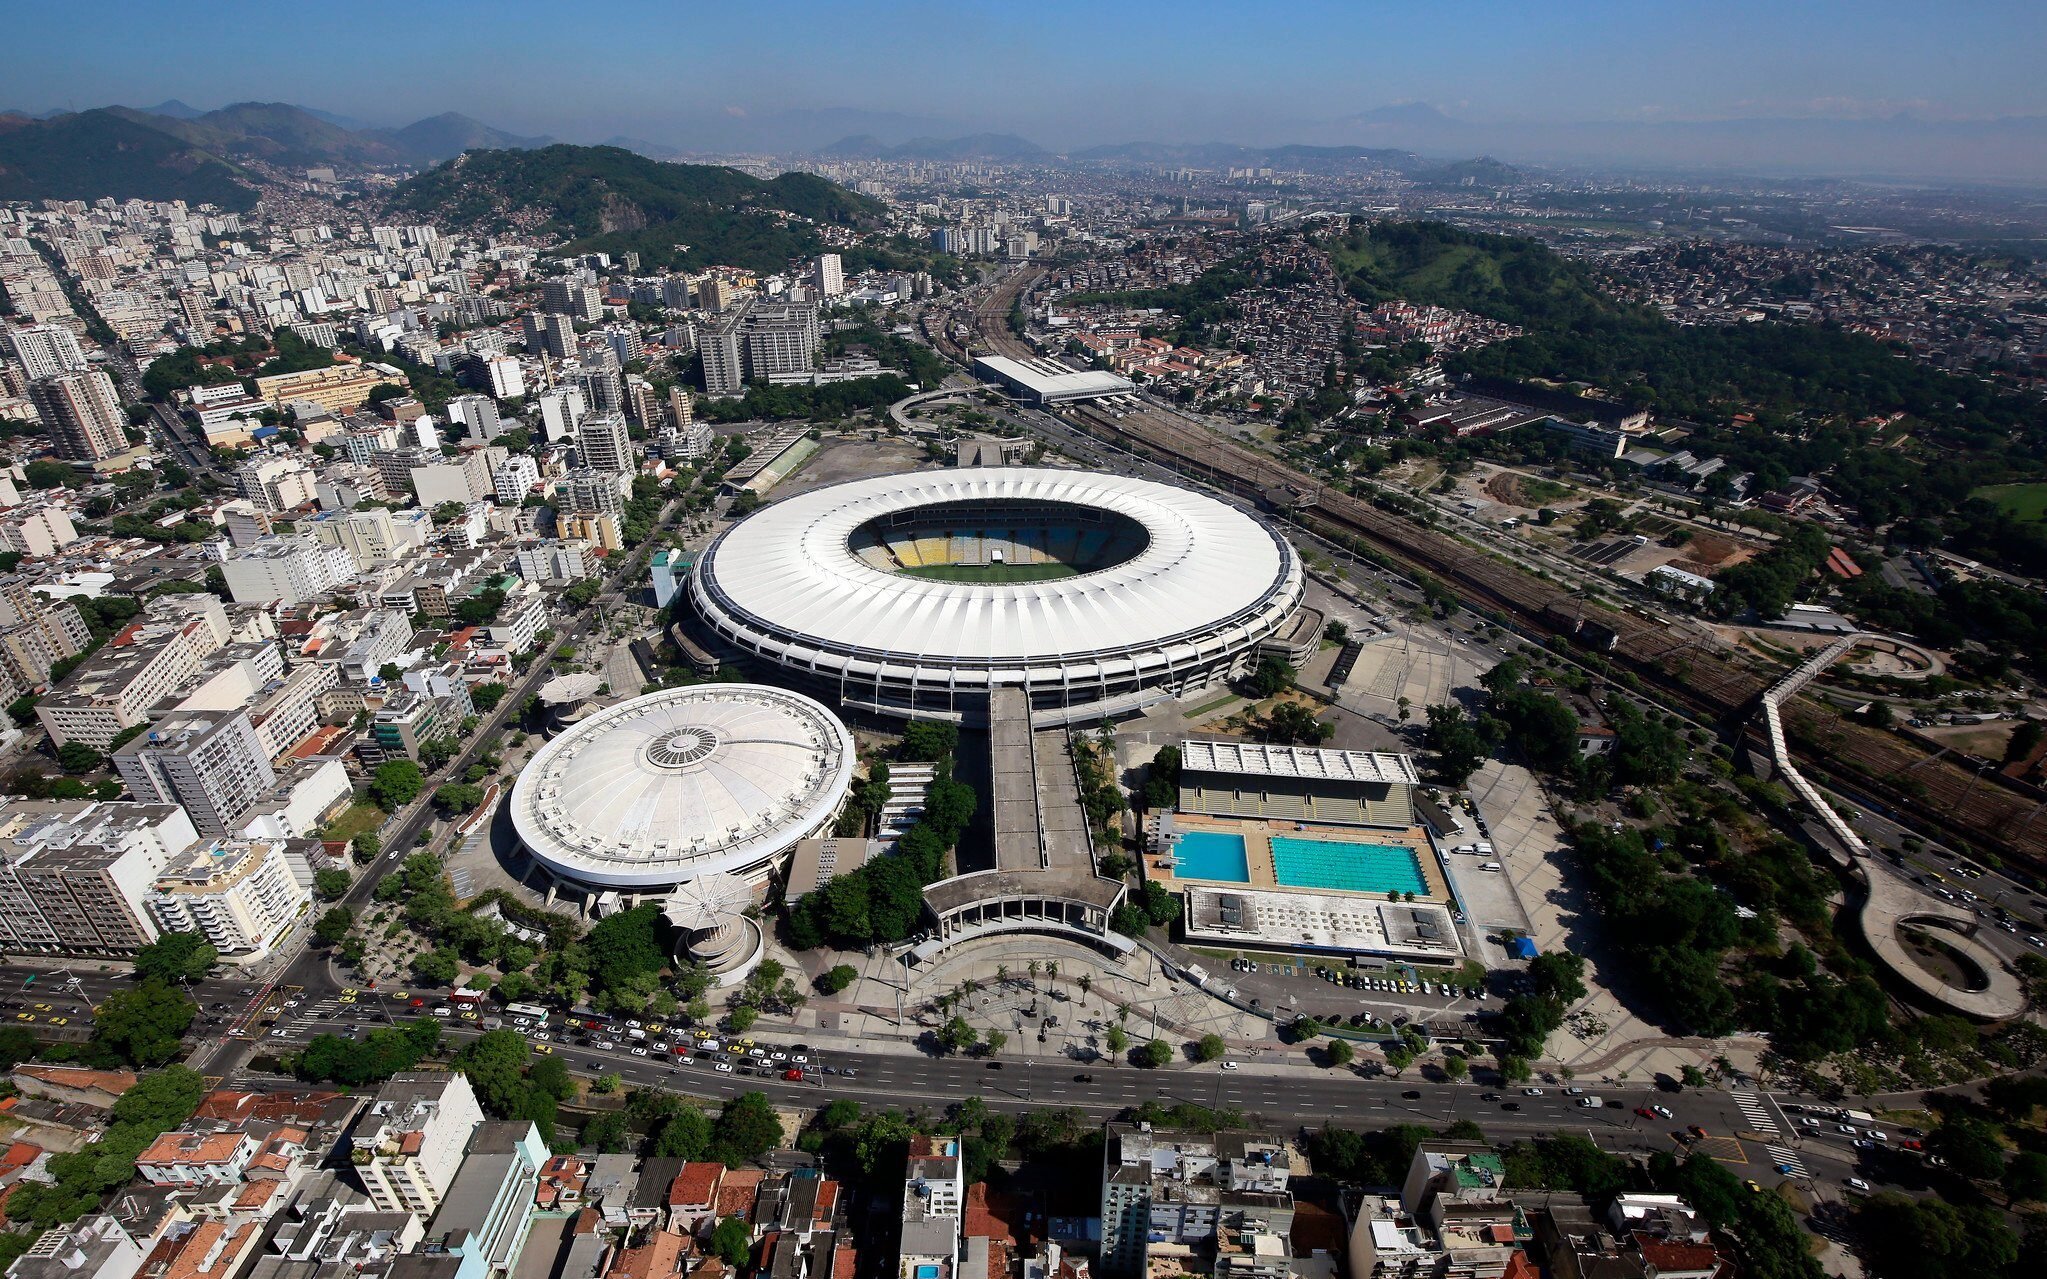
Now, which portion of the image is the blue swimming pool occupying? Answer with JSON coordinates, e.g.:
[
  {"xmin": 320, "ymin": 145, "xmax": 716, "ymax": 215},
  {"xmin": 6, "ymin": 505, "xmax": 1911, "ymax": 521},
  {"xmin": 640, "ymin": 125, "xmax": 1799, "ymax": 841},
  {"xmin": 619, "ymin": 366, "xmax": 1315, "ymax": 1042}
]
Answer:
[
  {"xmin": 1173, "ymin": 830, "xmax": 1250, "ymax": 882},
  {"xmin": 1270, "ymin": 836, "xmax": 1428, "ymax": 896}
]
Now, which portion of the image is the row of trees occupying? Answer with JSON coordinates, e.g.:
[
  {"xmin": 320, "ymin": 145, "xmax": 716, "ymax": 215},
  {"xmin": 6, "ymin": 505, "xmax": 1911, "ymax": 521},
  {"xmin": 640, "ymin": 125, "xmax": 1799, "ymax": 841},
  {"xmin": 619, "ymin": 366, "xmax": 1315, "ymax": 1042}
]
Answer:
[{"xmin": 787, "ymin": 732, "xmax": 978, "ymax": 950}]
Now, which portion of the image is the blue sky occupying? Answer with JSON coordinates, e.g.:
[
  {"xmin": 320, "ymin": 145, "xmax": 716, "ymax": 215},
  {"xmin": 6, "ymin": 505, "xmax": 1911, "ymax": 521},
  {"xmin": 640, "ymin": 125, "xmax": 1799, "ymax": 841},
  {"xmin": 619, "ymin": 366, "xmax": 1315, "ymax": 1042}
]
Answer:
[{"xmin": 9, "ymin": 0, "xmax": 2045, "ymax": 162}]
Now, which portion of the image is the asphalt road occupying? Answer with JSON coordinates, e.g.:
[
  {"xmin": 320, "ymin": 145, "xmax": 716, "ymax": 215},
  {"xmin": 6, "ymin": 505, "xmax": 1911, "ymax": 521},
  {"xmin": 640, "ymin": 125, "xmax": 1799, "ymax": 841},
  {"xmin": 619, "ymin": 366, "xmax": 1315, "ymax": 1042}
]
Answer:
[{"xmin": 232, "ymin": 983, "xmax": 1922, "ymax": 1205}]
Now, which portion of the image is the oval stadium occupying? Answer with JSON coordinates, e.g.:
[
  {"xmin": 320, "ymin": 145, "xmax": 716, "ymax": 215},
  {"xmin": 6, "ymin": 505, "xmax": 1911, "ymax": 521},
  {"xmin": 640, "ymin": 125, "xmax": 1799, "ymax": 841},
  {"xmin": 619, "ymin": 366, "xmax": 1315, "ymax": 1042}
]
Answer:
[
  {"xmin": 508, "ymin": 683, "xmax": 856, "ymax": 901},
  {"xmin": 686, "ymin": 468, "xmax": 1309, "ymax": 723}
]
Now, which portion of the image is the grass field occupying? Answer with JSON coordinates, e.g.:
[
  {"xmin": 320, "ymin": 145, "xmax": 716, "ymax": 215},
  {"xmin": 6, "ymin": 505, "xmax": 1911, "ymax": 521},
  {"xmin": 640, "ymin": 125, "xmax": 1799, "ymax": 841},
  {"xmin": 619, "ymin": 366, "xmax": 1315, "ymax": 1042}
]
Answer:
[
  {"xmin": 898, "ymin": 562, "xmax": 1081, "ymax": 583},
  {"xmin": 1974, "ymin": 482, "xmax": 2047, "ymax": 522},
  {"xmin": 322, "ymin": 802, "xmax": 385, "ymax": 844}
]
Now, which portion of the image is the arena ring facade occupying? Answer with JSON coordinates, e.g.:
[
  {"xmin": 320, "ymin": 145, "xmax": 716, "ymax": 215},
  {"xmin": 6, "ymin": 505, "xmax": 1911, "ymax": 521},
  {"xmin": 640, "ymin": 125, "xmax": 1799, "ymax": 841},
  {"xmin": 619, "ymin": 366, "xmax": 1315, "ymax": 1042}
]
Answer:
[
  {"xmin": 508, "ymin": 683, "xmax": 856, "ymax": 905},
  {"xmin": 686, "ymin": 468, "xmax": 1307, "ymax": 724}
]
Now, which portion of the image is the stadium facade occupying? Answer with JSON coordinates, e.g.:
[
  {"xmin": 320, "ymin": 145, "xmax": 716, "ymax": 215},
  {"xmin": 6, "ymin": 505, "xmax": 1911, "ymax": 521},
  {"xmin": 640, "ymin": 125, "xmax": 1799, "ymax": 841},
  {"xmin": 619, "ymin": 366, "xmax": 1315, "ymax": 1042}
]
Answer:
[{"xmin": 685, "ymin": 468, "xmax": 1308, "ymax": 724}]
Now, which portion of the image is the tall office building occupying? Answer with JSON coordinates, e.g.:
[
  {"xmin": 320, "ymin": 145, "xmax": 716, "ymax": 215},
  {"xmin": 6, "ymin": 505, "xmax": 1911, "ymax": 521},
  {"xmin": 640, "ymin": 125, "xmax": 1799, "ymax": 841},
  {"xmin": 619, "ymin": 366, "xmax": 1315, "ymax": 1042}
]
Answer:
[
  {"xmin": 30, "ymin": 369, "xmax": 127, "ymax": 462},
  {"xmin": 575, "ymin": 412, "xmax": 633, "ymax": 475},
  {"xmin": 813, "ymin": 254, "xmax": 845, "ymax": 298},
  {"xmin": 662, "ymin": 277, "xmax": 693, "ymax": 310},
  {"xmin": 6, "ymin": 325, "xmax": 89, "ymax": 379},
  {"xmin": 113, "ymin": 709, "xmax": 278, "ymax": 838},
  {"xmin": 667, "ymin": 384, "xmax": 694, "ymax": 428}
]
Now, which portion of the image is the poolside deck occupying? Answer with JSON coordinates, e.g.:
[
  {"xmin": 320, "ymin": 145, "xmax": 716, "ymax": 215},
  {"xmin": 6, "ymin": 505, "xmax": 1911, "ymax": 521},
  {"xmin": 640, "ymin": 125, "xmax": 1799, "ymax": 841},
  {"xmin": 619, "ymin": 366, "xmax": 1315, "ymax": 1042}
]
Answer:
[{"xmin": 1149, "ymin": 812, "xmax": 1450, "ymax": 904}]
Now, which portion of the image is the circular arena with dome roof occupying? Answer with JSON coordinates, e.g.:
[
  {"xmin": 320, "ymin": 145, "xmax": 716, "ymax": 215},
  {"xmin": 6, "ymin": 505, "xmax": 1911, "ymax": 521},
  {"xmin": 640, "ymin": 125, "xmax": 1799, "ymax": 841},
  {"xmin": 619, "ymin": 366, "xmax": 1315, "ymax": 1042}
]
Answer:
[
  {"xmin": 686, "ymin": 468, "xmax": 1308, "ymax": 723},
  {"xmin": 508, "ymin": 683, "xmax": 856, "ymax": 902}
]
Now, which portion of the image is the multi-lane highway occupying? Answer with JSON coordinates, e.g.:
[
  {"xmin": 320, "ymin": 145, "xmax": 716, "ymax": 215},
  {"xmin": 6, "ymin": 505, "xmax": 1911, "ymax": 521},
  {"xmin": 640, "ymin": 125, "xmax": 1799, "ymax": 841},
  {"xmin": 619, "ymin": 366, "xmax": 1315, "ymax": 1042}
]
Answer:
[{"xmin": 230, "ymin": 981, "xmax": 1911, "ymax": 1201}]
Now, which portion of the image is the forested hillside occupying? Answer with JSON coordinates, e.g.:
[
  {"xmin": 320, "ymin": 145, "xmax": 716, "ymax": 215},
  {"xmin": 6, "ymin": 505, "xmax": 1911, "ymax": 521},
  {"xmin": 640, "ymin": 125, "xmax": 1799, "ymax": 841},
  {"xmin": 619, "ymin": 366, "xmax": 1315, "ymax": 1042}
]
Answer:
[{"xmin": 384, "ymin": 144, "xmax": 883, "ymax": 272}]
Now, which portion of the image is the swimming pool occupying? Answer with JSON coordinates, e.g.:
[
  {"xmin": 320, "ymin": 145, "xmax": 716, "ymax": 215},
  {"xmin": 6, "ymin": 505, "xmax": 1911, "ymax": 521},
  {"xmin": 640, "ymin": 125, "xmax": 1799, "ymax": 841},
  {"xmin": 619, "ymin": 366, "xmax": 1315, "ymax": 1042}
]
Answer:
[
  {"xmin": 1173, "ymin": 830, "xmax": 1250, "ymax": 882},
  {"xmin": 1270, "ymin": 836, "xmax": 1428, "ymax": 896}
]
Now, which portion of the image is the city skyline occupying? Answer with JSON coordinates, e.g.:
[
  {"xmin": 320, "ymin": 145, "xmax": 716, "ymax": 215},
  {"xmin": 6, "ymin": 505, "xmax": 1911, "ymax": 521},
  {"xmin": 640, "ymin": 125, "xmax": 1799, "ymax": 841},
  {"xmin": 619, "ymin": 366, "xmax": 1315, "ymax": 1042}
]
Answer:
[{"xmin": 8, "ymin": 0, "xmax": 2047, "ymax": 181}]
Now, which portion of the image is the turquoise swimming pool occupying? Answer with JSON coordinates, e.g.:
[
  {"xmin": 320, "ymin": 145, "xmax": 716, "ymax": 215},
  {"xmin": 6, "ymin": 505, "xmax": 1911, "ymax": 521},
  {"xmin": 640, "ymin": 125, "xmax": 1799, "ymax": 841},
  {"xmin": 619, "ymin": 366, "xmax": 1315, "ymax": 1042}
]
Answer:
[
  {"xmin": 1173, "ymin": 830, "xmax": 1250, "ymax": 881},
  {"xmin": 1270, "ymin": 836, "xmax": 1428, "ymax": 896}
]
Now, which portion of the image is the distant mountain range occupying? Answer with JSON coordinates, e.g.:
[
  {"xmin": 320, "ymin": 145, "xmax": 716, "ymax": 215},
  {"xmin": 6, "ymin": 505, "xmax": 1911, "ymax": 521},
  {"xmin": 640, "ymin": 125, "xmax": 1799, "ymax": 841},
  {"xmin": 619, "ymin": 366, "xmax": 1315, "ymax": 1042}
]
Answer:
[
  {"xmin": 383, "ymin": 144, "xmax": 884, "ymax": 272},
  {"xmin": 0, "ymin": 100, "xmax": 552, "ymax": 209}
]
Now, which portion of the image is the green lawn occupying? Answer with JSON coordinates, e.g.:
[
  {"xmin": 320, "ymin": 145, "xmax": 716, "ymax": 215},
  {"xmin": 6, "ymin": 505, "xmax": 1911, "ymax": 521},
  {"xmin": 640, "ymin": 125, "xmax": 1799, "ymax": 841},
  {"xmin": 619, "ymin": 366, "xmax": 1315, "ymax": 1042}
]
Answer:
[
  {"xmin": 898, "ymin": 562, "xmax": 1081, "ymax": 583},
  {"xmin": 1974, "ymin": 482, "xmax": 2047, "ymax": 522},
  {"xmin": 322, "ymin": 802, "xmax": 385, "ymax": 844},
  {"xmin": 1519, "ymin": 476, "xmax": 1576, "ymax": 505}
]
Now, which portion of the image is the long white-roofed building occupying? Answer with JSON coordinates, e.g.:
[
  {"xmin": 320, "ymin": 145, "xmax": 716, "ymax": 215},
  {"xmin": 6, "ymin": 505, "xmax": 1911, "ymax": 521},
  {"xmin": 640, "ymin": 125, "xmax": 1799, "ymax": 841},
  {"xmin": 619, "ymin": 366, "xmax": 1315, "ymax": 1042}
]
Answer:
[
  {"xmin": 686, "ymin": 468, "xmax": 1306, "ymax": 725},
  {"xmin": 508, "ymin": 683, "xmax": 855, "ymax": 910}
]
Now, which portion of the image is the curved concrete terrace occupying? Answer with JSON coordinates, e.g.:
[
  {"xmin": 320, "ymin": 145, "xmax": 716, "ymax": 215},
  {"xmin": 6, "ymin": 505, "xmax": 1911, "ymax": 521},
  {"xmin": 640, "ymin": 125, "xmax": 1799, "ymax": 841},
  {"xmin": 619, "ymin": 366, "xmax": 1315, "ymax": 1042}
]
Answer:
[
  {"xmin": 1764, "ymin": 635, "xmax": 2028, "ymax": 1019},
  {"xmin": 1857, "ymin": 866, "xmax": 2028, "ymax": 1020},
  {"xmin": 889, "ymin": 387, "xmax": 978, "ymax": 431}
]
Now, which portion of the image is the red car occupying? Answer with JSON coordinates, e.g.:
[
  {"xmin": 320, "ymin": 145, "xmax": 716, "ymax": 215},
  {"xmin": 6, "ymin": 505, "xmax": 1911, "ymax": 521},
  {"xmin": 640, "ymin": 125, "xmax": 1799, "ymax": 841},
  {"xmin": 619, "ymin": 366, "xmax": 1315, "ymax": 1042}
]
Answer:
[
  {"xmin": 782, "ymin": 1068, "xmax": 804, "ymax": 1081},
  {"xmin": 1901, "ymin": 1139, "xmax": 1924, "ymax": 1151}
]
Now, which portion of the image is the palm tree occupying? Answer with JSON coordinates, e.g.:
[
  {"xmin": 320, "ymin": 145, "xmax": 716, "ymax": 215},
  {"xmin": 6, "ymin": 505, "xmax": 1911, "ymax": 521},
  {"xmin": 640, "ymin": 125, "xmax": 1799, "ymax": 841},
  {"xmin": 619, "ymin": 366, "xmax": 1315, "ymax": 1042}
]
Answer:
[
  {"xmin": 1078, "ymin": 973, "xmax": 1093, "ymax": 1002},
  {"xmin": 996, "ymin": 964, "xmax": 1009, "ymax": 987},
  {"xmin": 1045, "ymin": 960, "xmax": 1059, "ymax": 989},
  {"xmin": 1026, "ymin": 960, "xmax": 1040, "ymax": 984}
]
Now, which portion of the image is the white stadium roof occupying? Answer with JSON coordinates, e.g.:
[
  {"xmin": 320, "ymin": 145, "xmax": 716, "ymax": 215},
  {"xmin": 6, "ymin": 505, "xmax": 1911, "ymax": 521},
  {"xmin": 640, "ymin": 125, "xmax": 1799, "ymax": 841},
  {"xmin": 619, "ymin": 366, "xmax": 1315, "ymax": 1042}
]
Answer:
[
  {"xmin": 509, "ymin": 684, "xmax": 855, "ymax": 890},
  {"xmin": 1180, "ymin": 739, "xmax": 1421, "ymax": 786},
  {"xmin": 691, "ymin": 468, "xmax": 1299, "ymax": 669}
]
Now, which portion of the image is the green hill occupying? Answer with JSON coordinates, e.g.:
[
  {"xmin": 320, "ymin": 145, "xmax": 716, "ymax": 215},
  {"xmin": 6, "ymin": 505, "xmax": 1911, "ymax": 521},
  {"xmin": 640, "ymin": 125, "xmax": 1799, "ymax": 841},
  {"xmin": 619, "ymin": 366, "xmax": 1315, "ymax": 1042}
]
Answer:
[
  {"xmin": 383, "ymin": 144, "xmax": 884, "ymax": 272},
  {"xmin": 1329, "ymin": 220, "xmax": 1623, "ymax": 332},
  {"xmin": 0, "ymin": 109, "xmax": 257, "ymax": 209}
]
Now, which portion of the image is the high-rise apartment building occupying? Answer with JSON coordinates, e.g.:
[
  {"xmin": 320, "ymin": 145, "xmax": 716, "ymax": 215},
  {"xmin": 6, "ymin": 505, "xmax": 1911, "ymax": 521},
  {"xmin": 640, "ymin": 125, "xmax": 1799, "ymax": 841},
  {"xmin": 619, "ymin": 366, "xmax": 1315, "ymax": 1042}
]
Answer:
[
  {"xmin": 700, "ymin": 315, "xmax": 746, "ymax": 396},
  {"xmin": 743, "ymin": 303, "xmax": 821, "ymax": 382},
  {"xmin": 113, "ymin": 709, "xmax": 278, "ymax": 838},
  {"xmin": 521, "ymin": 312, "xmax": 576, "ymax": 361},
  {"xmin": 0, "ymin": 576, "xmax": 91, "ymax": 692},
  {"xmin": 492, "ymin": 455, "xmax": 541, "ymax": 505},
  {"xmin": 350, "ymin": 1072, "xmax": 487, "ymax": 1217},
  {"xmin": 0, "ymin": 799, "xmax": 201, "ymax": 956},
  {"xmin": 444, "ymin": 394, "xmax": 503, "ymax": 442},
  {"xmin": 813, "ymin": 254, "xmax": 845, "ymax": 298},
  {"xmin": 575, "ymin": 412, "xmax": 633, "ymax": 475},
  {"xmin": 667, "ymin": 384, "xmax": 694, "ymax": 428},
  {"xmin": 145, "ymin": 838, "xmax": 314, "ymax": 958},
  {"xmin": 30, "ymin": 369, "xmax": 127, "ymax": 462},
  {"xmin": 541, "ymin": 280, "xmax": 603, "ymax": 324},
  {"xmin": 6, "ymin": 325, "xmax": 89, "ymax": 379}
]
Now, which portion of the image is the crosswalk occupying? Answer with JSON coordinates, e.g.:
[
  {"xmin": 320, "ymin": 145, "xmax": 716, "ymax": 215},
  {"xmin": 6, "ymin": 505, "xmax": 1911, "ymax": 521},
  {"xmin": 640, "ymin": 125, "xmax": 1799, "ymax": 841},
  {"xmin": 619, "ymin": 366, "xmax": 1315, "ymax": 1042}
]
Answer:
[
  {"xmin": 1732, "ymin": 1090, "xmax": 1779, "ymax": 1134},
  {"xmin": 1764, "ymin": 1145, "xmax": 1808, "ymax": 1178}
]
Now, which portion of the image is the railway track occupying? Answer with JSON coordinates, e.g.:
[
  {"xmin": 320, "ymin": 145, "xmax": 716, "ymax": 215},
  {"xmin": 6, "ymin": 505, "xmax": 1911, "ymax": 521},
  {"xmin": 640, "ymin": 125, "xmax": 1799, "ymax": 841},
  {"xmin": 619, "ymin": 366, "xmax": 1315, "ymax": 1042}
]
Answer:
[
  {"xmin": 940, "ymin": 265, "xmax": 2047, "ymax": 867},
  {"xmin": 1057, "ymin": 399, "xmax": 2047, "ymax": 867}
]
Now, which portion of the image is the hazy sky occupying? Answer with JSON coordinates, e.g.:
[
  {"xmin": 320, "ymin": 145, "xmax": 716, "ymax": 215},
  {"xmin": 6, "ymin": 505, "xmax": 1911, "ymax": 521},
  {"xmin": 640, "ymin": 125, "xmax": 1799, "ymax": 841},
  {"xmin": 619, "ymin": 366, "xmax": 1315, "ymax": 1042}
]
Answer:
[{"xmin": 11, "ymin": 0, "xmax": 2046, "ymax": 170}]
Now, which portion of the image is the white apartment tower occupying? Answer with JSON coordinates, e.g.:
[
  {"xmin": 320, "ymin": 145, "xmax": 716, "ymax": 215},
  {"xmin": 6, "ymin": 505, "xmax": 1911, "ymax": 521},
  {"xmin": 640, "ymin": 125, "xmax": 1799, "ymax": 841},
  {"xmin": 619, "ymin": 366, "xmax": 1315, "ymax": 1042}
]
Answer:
[
  {"xmin": 30, "ymin": 369, "xmax": 127, "ymax": 462},
  {"xmin": 7, "ymin": 325, "xmax": 89, "ymax": 379}
]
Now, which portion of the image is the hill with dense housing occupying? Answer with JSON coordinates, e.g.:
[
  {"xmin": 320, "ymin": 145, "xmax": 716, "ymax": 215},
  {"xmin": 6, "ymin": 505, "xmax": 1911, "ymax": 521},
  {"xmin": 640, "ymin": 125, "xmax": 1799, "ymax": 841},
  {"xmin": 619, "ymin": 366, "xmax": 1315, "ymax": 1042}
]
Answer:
[
  {"xmin": 0, "ymin": 108, "xmax": 258, "ymax": 209},
  {"xmin": 383, "ymin": 144, "xmax": 884, "ymax": 272},
  {"xmin": 1329, "ymin": 219, "xmax": 2047, "ymax": 575}
]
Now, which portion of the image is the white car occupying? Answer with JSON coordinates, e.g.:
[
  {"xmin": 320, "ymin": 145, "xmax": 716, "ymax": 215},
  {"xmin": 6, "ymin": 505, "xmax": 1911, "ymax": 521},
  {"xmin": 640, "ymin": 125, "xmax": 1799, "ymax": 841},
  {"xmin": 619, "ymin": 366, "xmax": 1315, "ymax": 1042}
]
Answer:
[
  {"xmin": 1846, "ymin": 1177, "xmax": 1872, "ymax": 1193},
  {"xmin": 1564, "ymin": 1087, "xmax": 1585, "ymax": 1096},
  {"xmin": 790, "ymin": 1054, "xmax": 808, "ymax": 1064},
  {"xmin": 1868, "ymin": 1130, "xmax": 1888, "ymax": 1142},
  {"xmin": 433, "ymin": 1008, "xmax": 451, "ymax": 1018},
  {"xmin": 1652, "ymin": 1105, "xmax": 1673, "ymax": 1119},
  {"xmin": 631, "ymin": 1047, "xmax": 648, "ymax": 1056},
  {"xmin": 1221, "ymin": 1061, "xmax": 1238, "ymax": 1070},
  {"xmin": 713, "ymin": 1062, "xmax": 734, "ymax": 1073},
  {"xmin": 1523, "ymin": 1087, "xmax": 1545, "ymax": 1096}
]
